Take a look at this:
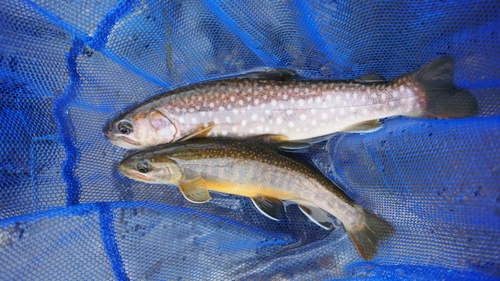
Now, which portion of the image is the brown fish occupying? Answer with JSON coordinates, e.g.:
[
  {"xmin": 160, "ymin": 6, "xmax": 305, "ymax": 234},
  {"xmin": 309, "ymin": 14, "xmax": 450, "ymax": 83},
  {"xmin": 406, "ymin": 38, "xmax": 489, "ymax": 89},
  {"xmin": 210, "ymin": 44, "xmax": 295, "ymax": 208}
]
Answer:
[
  {"xmin": 119, "ymin": 137, "xmax": 394, "ymax": 260},
  {"xmin": 104, "ymin": 57, "xmax": 477, "ymax": 149}
]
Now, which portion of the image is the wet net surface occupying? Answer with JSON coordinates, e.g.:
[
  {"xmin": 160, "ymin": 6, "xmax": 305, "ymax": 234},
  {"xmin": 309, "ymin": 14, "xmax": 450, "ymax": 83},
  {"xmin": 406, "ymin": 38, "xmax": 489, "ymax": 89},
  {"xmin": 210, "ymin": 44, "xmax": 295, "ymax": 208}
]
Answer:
[{"xmin": 1, "ymin": 0, "xmax": 500, "ymax": 280}]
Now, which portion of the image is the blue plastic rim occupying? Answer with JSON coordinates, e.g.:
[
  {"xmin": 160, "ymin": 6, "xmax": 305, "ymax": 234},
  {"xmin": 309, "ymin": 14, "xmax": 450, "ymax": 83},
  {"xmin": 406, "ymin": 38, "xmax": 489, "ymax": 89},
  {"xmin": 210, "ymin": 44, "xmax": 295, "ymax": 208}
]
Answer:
[{"xmin": 1, "ymin": 0, "xmax": 499, "ymax": 280}]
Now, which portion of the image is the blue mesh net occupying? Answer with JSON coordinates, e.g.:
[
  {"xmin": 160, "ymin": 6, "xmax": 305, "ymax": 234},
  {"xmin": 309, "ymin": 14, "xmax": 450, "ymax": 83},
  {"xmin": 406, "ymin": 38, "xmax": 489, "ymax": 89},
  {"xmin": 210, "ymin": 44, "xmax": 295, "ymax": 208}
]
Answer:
[{"xmin": 1, "ymin": 0, "xmax": 499, "ymax": 280}]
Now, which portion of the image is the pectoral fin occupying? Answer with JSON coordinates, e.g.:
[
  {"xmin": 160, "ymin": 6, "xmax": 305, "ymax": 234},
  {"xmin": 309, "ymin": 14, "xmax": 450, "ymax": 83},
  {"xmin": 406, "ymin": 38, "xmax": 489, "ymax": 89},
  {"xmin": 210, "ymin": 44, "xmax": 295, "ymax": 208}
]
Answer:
[
  {"xmin": 178, "ymin": 178, "xmax": 211, "ymax": 203},
  {"xmin": 251, "ymin": 196, "xmax": 283, "ymax": 221},
  {"xmin": 178, "ymin": 123, "xmax": 217, "ymax": 142},
  {"xmin": 340, "ymin": 120, "xmax": 382, "ymax": 133},
  {"xmin": 355, "ymin": 73, "xmax": 386, "ymax": 83},
  {"xmin": 239, "ymin": 68, "xmax": 297, "ymax": 81},
  {"xmin": 298, "ymin": 205, "xmax": 334, "ymax": 230}
]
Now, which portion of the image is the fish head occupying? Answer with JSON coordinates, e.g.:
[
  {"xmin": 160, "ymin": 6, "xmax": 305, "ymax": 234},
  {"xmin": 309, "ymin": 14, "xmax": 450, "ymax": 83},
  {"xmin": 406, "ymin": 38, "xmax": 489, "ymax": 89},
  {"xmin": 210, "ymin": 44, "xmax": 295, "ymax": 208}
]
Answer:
[
  {"xmin": 104, "ymin": 109, "xmax": 178, "ymax": 149},
  {"xmin": 119, "ymin": 150, "xmax": 183, "ymax": 184}
]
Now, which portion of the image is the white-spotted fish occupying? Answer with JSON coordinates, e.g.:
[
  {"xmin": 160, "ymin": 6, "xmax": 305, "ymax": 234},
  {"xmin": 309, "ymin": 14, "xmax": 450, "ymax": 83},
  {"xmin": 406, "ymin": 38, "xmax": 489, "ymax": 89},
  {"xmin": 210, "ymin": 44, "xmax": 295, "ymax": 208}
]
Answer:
[
  {"xmin": 104, "ymin": 57, "xmax": 477, "ymax": 149},
  {"xmin": 118, "ymin": 137, "xmax": 394, "ymax": 260}
]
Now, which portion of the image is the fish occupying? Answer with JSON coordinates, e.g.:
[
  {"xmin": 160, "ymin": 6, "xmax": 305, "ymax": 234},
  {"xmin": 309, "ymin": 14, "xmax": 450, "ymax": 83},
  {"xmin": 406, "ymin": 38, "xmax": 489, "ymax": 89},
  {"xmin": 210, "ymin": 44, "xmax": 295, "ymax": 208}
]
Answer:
[
  {"xmin": 118, "ymin": 137, "xmax": 395, "ymax": 260},
  {"xmin": 104, "ymin": 56, "xmax": 478, "ymax": 149}
]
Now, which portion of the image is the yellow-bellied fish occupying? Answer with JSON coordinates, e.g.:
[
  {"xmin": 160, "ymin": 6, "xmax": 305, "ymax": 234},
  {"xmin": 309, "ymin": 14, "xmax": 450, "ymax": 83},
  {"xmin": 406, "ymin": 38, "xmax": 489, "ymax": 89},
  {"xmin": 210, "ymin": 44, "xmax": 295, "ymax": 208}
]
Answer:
[
  {"xmin": 104, "ymin": 56, "xmax": 477, "ymax": 149},
  {"xmin": 118, "ymin": 137, "xmax": 394, "ymax": 260}
]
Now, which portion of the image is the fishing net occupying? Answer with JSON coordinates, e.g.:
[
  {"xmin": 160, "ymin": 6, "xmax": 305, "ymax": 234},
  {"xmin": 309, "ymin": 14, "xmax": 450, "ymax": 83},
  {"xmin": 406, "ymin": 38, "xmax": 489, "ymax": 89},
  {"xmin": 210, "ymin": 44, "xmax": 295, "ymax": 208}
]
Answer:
[{"xmin": 1, "ymin": 0, "xmax": 499, "ymax": 280}]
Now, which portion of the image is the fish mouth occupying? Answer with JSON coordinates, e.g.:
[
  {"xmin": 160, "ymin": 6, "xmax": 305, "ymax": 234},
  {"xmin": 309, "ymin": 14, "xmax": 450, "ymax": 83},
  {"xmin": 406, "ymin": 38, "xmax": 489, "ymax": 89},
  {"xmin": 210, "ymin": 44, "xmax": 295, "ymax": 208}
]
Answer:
[
  {"xmin": 106, "ymin": 134, "xmax": 142, "ymax": 149},
  {"xmin": 119, "ymin": 167, "xmax": 154, "ymax": 183}
]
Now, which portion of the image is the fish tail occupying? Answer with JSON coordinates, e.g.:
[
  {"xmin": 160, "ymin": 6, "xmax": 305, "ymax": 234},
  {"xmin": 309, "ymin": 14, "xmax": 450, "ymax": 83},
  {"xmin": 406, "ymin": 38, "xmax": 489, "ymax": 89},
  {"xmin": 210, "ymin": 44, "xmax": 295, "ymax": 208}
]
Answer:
[
  {"xmin": 410, "ymin": 56, "xmax": 478, "ymax": 118},
  {"xmin": 344, "ymin": 207, "xmax": 394, "ymax": 260}
]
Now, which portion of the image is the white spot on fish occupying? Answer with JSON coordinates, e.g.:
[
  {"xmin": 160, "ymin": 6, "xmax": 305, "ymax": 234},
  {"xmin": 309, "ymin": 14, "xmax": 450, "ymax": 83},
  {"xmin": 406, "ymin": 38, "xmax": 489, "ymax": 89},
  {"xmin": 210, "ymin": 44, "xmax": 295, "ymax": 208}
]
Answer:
[
  {"xmin": 247, "ymin": 105, "xmax": 252, "ymax": 110},
  {"xmin": 300, "ymin": 114, "xmax": 306, "ymax": 120},
  {"xmin": 189, "ymin": 108, "xmax": 194, "ymax": 113},
  {"xmin": 299, "ymin": 99, "xmax": 305, "ymax": 106},
  {"xmin": 392, "ymin": 92, "xmax": 399, "ymax": 98},
  {"xmin": 389, "ymin": 101, "xmax": 395, "ymax": 107},
  {"xmin": 175, "ymin": 107, "xmax": 180, "ymax": 113},
  {"xmin": 371, "ymin": 93, "xmax": 377, "ymax": 99},
  {"xmin": 288, "ymin": 121, "xmax": 294, "ymax": 127},
  {"xmin": 312, "ymin": 120, "xmax": 317, "ymax": 126},
  {"xmin": 406, "ymin": 88, "xmax": 413, "ymax": 95},
  {"xmin": 260, "ymin": 117, "xmax": 265, "ymax": 122},
  {"xmin": 336, "ymin": 96, "xmax": 341, "ymax": 102},
  {"xmin": 238, "ymin": 100, "xmax": 244, "ymax": 106},
  {"xmin": 326, "ymin": 95, "xmax": 332, "ymax": 101},
  {"xmin": 247, "ymin": 96, "xmax": 252, "ymax": 102},
  {"xmin": 219, "ymin": 106, "xmax": 225, "ymax": 111},
  {"xmin": 257, "ymin": 125, "xmax": 263, "ymax": 131},
  {"xmin": 179, "ymin": 117, "xmax": 185, "ymax": 123},
  {"xmin": 276, "ymin": 117, "xmax": 283, "ymax": 124},
  {"xmin": 232, "ymin": 109, "xmax": 239, "ymax": 115},
  {"xmin": 241, "ymin": 120, "xmax": 247, "ymax": 126},
  {"xmin": 321, "ymin": 113, "xmax": 327, "ymax": 119},
  {"xmin": 361, "ymin": 96, "xmax": 366, "ymax": 103},
  {"xmin": 315, "ymin": 97, "xmax": 322, "ymax": 103},
  {"xmin": 209, "ymin": 102, "xmax": 214, "ymax": 108},
  {"xmin": 201, "ymin": 111, "xmax": 206, "ymax": 117},
  {"xmin": 362, "ymin": 108, "xmax": 368, "ymax": 115},
  {"xmin": 413, "ymin": 87, "xmax": 419, "ymax": 92},
  {"xmin": 350, "ymin": 107, "xmax": 356, "ymax": 112},
  {"xmin": 191, "ymin": 117, "xmax": 197, "ymax": 123},
  {"xmin": 225, "ymin": 116, "xmax": 232, "ymax": 123},
  {"xmin": 399, "ymin": 85, "xmax": 405, "ymax": 92},
  {"xmin": 291, "ymin": 98, "xmax": 295, "ymax": 104},
  {"xmin": 221, "ymin": 130, "xmax": 228, "ymax": 136},
  {"xmin": 283, "ymin": 94, "xmax": 288, "ymax": 100},
  {"xmin": 232, "ymin": 127, "xmax": 237, "ymax": 132},
  {"xmin": 271, "ymin": 99, "xmax": 277, "ymax": 107},
  {"xmin": 195, "ymin": 105, "xmax": 201, "ymax": 110},
  {"xmin": 214, "ymin": 117, "xmax": 219, "ymax": 123},
  {"xmin": 381, "ymin": 93, "xmax": 386, "ymax": 101},
  {"xmin": 265, "ymin": 109, "xmax": 272, "ymax": 115},
  {"xmin": 263, "ymin": 95, "xmax": 268, "ymax": 100},
  {"xmin": 311, "ymin": 109, "xmax": 317, "ymax": 114},
  {"xmin": 198, "ymin": 96, "xmax": 203, "ymax": 101},
  {"xmin": 254, "ymin": 99, "xmax": 259, "ymax": 105},
  {"xmin": 340, "ymin": 108, "xmax": 345, "ymax": 115},
  {"xmin": 230, "ymin": 96, "xmax": 235, "ymax": 102},
  {"xmin": 251, "ymin": 114, "xmax": 258, "ymax": 120},
  {"xmin": 265, "ymin": 126, "xmax": 270, "ymax": 132},
  {"xmin": 250, "ymin": 129, "xmax": 254, "ymax": 134},
  {"xmin": 294, "ymin": 87, "xmax": 299, "ymax": 93},
  {"xmin": 286, "ymin": 109, "xmax": 293, "ymax": 115}
]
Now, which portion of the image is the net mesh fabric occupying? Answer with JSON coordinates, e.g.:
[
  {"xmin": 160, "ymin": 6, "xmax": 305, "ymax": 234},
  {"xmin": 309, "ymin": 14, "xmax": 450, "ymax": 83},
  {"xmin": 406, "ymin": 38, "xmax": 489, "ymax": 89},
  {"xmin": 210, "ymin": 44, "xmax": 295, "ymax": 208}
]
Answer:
[{"xmin": 1, "ymin": 0, "xmax": 499, "ymax": 280}]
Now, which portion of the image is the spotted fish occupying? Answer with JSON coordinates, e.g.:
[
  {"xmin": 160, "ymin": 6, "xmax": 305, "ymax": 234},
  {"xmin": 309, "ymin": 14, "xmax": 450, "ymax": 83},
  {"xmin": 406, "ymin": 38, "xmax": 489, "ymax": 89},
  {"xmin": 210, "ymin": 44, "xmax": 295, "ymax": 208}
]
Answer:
[
  {"xmin": 118, "ymin": 137, "xmax": 395, "ymax": 260},
  {"xmin": 104, "ymin": 57, "xmax": 477, "ymax": 149}
]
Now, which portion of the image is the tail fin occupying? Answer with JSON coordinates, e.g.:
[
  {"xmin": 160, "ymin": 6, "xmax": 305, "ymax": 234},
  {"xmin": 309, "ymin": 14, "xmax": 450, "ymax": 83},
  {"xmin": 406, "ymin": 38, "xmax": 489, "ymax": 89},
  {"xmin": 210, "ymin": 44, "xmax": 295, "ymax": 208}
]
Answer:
[
  {"xmin": 344, "ymin": 207, "xmax": 394, "ymax": 260},
  {"xmin": 410, "ymin": 56, "xmax": 478, "ymax": 118}
]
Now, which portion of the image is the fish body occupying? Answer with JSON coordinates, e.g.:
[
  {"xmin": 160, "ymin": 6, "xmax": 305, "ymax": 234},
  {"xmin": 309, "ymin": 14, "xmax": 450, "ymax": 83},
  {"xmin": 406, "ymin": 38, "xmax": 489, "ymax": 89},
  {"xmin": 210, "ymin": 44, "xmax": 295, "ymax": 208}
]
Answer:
[
  {"xmin": 104, "ymin": 57, "xmax": 477, "ymax": 149},
  {"xmin": 119, "ymin": 138, "xmax": 394, "ymax": 260}
]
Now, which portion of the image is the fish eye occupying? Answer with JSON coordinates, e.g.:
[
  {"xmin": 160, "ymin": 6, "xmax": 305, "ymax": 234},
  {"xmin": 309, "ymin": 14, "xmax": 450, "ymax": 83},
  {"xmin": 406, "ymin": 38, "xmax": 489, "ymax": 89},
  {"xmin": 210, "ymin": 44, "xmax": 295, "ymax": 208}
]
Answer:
[
  {"xmin": 136, "ymin": 161, "xmax": 150, "ymax": 173},
  {"xmin": 118, "ymin": 120, "xmax": 133, "ymax": 135}
]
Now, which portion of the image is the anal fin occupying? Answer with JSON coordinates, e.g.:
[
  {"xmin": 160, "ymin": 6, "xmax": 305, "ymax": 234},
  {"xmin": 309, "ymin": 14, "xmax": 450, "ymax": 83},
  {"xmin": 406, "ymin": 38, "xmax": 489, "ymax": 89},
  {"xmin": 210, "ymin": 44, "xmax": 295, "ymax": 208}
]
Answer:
[
  {"xmin": 251, "ymin": 196, "xmax": 283, "ymax": 221},
  {"xmin": 178, "ymin": 178, "xmax": 211, "ymax": 203},
  {"xmin": 298, "ymin": 205, "xmax": 334, "ymax": 230},
  {"xmin": 340, "ymin": 120, "xmax": 382, "ymax": 133}
]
